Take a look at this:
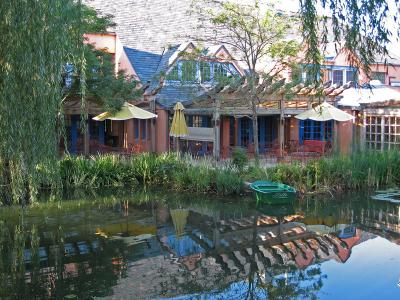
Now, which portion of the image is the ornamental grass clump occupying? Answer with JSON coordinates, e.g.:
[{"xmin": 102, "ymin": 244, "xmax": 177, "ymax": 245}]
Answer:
[
  {"xmin": 130, "ymin": 152, "xmax": 183, "ymax": 184},
  {"xmin": 172, "ymin": 165, "xmax": 213, "ymax": 193},
  {"xmin": 215, "ymin": 168, "xmax": 244, "ymax": 195},
  {"xmin": 60, "ymin": 155, "xmax": 135, "ymax": 188}
]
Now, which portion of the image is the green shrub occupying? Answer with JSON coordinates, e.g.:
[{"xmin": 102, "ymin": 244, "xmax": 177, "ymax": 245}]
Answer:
[{"xmin": 231, "ymin": 147, "xmax": 248, "ymax": 171}]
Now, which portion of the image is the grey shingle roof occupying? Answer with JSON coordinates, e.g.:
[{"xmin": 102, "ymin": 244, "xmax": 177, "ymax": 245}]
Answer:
[
  {"xmin": 84, "ymin": 0, "xmax": 198, "ymax": 54},
  {"xmin": 124, "ymin": 47, "xmax": 161, "ymax": 83},
  {"xmin": 84, "ymin": 0, "xmax": 211, "ymax": 107},
  {"xmin": 155, "ymin": 84, "xmax": 207, "ymax": 108}
]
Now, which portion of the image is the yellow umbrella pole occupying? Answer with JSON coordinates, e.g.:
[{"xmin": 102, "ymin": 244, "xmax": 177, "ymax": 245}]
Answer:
[{"xmin": 169, "ymin": 102, "xmax": 189, "ymax": 153}]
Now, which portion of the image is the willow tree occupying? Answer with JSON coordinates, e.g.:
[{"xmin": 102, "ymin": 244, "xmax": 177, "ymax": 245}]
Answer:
[
  {"xmin": 191, "ymin": 0, "xmax": 299, "ymax": 161},
  {"xmin": 0, "ymin": 1, "xmax": 86, "ymax": 205},
  {"xmin": 300, "ymin": 0, "xmax": 400, "ymax": 80}
]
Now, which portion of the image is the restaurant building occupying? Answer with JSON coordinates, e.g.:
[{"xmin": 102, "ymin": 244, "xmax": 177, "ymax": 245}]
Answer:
[{"xmin": 69, "ymin": 0, "xmax": 400, "ymax": 158}]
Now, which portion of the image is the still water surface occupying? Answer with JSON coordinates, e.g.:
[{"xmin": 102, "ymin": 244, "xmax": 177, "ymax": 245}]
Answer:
[{"xmin": 1, "ymin": 189, "xmax": 400, "ymax": 299}]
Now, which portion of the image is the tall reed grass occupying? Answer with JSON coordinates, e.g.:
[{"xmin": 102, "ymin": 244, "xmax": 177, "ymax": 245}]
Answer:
[
  {"xmin": 35, "ymin": 150, "xmax": 400, "ymax": 198},
  {"xmin": 58, "ymin": 153, "xmax": 244, "ymax": 195},
  {"xmin": 246, "ymin": 150, "xmax": 400, "ymax": 193}
]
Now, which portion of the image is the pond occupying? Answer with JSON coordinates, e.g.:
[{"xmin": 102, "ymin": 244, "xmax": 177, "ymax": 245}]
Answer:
[{"xmin": 0, "ymin": 189, "xmax": 400, "ymax": 299}]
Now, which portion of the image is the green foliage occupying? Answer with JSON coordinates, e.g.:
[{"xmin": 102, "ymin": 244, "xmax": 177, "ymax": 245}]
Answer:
[
  {"xmin": 243, "ymin": 150, "xmax": 400, "ymax": 194},
  {"xmin": 60, "ymin": 155, "xmax": 137, "ymax": 188},
  {"xmin": 129, "ymin": 153, "xmax": 184, "ymax": 184},
  {"xmin": 231, "ymin": 147, "xmax": 248, "ymax": 171},
  {"xmin": 64, "ymin": 45, "xmax": 141, "ymax": 113},
  {"xmin": 0, "ymin": 0, "xmax": 82, "ymax": 205},
  {"xmin": 80, "ymin": 5, "xmax": 116, "ymax": 33},
  {"xmin": 192, "ymin": 0, "xmax": 300, "ymax": 73},
  {"xmin": 0, "ymin": 1, "xmax": 139, "ymax": 205},
  {"xmin": 3, "ymin": 149, "xmax": 400, "ymax": 204},
  {"xmin": 300, "ymin": 0, "xmax": 400, "ymax": 81},
  {"xmin": 215, "ymin": 168, "xmax": 243, "ymax": 195},
  {"xmin": 56, "ymin": 154, "xmax": 244, "ymax": 196}
]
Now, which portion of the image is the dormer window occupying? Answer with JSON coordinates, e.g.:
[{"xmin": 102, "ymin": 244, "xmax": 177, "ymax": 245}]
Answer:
[
  {"xmin": 200, "ymin": 61, "xmax": 211, "ymax": 83},
  {"xmin": 328, "ymin": 68, "xmax": 357, "ymax": 85},
  {"xmin": 181, "ymin": 61, "xmax": 197, "ymax": 82},
  {"xmin": 166, "ymin": 60, "xmax": 239, "ymax": 84},
  {"xmin": 332, "ymin": 70, "xmax": 343, "ymax": 85},
  {"xmin": 167, "ymin": 64, "xmax": 179, "ymax": 81}
]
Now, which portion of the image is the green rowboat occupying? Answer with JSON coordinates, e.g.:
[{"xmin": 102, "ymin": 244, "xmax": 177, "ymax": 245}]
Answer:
[{"xmin": 250, "ymin": 180, "xmax": 296, "ymax": 205}]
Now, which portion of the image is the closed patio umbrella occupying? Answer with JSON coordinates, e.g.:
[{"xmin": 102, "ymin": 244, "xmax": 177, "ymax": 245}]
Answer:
[
  {"xmin": 169, "ymin": 102, "xmax": 189, "ymax": 152},
  {"xmin": 295, "ymin": 102, "xmax": 354, "ymax": 122},
  {"xmin": 93, "ymin": 102, "xmax": 157, "ymax": 121},
  {"xmin": 170, "ymin": 102, "xmax": 189, "ymax": 137},
  {"xmin": 170, "ymin": 209, "xmax": 189, "ymax": 238}
]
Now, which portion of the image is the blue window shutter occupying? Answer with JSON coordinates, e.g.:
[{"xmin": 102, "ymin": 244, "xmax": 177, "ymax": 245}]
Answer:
[
  {"xmin": 134, "ymin": 119, "xmax": 139, "ymax": 140},
  {"xmin": 188, "ymin": 116, "xmax": 193, "ymax": 127},
  {"xmin": 98, "ymin": 121, "xmax": 105, "ymax": 144},
  {"xmin": 141, "ymin": 120, "xmax": 146, "ymax": 140},
  {"xmin": 320, "ymin": 121, "xmax": 324, "ymax": 141},
  {"xmin": 201, "ymin": 116, "xmax": 207, "ymax": 127},
  {"xmin": 260, "ymin": 117, "xmax": 266, "ymax": 150},
  {"xmin": 299, "ymin": 120, "xmax": 304, "ymax": 144},
  {"xmin": 70, "ymin": 115, "xmax": 78, "ymax": 154}
]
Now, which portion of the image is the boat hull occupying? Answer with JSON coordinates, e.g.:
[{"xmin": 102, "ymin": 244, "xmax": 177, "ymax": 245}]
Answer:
[
  {"xmin": 253, "ymin": 190, "xmax": 296, "ymax": 205},
  {"xmin": 250, "ymin": 180, "xmax": 297, "ymax": 205}
]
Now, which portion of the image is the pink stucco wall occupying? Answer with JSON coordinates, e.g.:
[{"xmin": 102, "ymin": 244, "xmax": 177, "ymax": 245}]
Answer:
[
  {"xmin": 323, "ymin": 50, "xmax": 400, "ymax": 87},
  {"xmin": 221, "ymin": 117, "xmax": 230, "ymax": 158},
  {"xmin": 84, "ymin": 33, "xmax": 139, "ymax": 80},
  {"xmin": 155, "ymin": 108, "xmax": 169, "ymax": 153}
]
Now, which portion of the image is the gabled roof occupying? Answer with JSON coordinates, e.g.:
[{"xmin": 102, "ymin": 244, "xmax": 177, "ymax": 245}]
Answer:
[
  {"xmin": 144, "ymin": 42, "xmax": 243, "ymax": 108},
  {"xmin": 124, "ymin": 47, "xmax": 162, "ymax": 83}
]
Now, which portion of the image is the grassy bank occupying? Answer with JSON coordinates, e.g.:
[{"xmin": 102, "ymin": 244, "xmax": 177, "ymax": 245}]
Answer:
[
  {"xmin": 245, "ymin": 150, "xmax": 400, "ymax": 194},
  {"xmin": 59, "ymin": 153, "xmax": 243, "ymax": 195},
  {"xmin": 51, "ymin": 150, "xmax": 400, "ymax": 196}
]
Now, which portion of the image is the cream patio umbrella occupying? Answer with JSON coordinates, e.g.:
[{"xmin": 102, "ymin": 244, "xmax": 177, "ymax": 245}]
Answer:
[
  {"xmin": 169, "ymin": 101, "xmax": 189, "ymax": 152},
  {"xmin": 295, "ymin": 101, "xmax": 354, "ymax": 122},
  {"xmin": 295, "ymin": 102, "xmax": 354, "ymax": 154},
  {"xmin": 93, "ymin": 102, "xmax": 157, "ymax": 121}
]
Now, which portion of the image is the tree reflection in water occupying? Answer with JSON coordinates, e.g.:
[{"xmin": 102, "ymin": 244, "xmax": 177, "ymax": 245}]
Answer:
[
  {"xmin": 0, "ymin": 211, "xmax": 131, "ymax": 299},
  {"xmin": 0, "ymin": 190, "xmax": 399, "ymax": 299}
]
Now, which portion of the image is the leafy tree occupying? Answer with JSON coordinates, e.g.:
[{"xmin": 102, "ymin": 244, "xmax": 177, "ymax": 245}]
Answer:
[
  {"xmin": 0, "ymin": 1, "xmax": 139, "ymax": 205},
  {"xmin": 0, "ymin": 0, "xmax": 81, "ymax": 205},
  {"xmin": 63, "ymin": 46, "xmax": 140, "ymax": 114},
  {"xmin": 300, "ymin": 0, "xmax": 400, "ymax": 80},
  {"xmin": 191, "ymin": 0, "xmax": 300, "ymax": 161}
]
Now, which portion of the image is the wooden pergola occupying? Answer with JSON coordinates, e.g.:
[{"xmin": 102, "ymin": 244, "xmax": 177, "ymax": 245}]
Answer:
[{"xmin": 186, "ymin": 80, "xmax": 352, "ymax": 158}]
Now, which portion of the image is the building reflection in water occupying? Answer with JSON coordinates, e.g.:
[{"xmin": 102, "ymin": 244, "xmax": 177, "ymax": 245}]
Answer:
[{"xmin": 1, "ymin": 194, "xmax": 399, "ymax": 299}]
